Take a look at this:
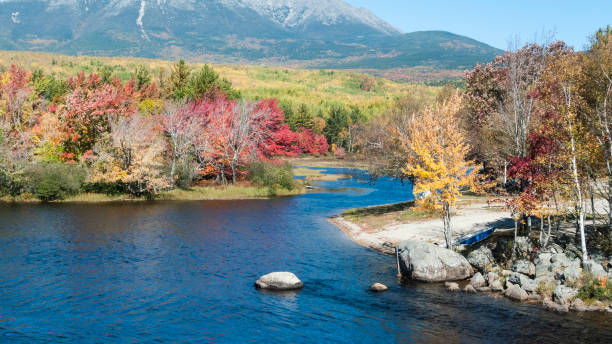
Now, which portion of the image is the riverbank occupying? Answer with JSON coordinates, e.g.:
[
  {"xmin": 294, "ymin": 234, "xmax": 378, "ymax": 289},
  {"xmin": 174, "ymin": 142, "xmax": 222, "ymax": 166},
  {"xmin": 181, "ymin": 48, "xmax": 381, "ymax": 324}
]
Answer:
[
  {"xmin": 0, "ymin": 184, "xmax": 306, "ymax": 203},
  {"xmin": 286, "ymin": 156, "xmax": 368, "ymax": 169},
  {"xmin": 330, "ymin": 195, "xmax": 612, "ymax": 315},
  {"xmin": 330, "ymin": 196, "xmax": 513, "ymax": 254}
]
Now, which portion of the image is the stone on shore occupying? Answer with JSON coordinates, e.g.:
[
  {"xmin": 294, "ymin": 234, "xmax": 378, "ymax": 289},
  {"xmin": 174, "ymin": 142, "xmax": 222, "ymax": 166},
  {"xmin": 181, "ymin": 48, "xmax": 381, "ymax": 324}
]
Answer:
[
  {"xmin": 553, "ymin": 285, "xmax": 578, "ymax": 306},
  {"xmin": 464, "ymin": 284, "xmax": 477, "ymax": 293},
  {"xmin": 512, "ymin": 259, "xmax": 536, "ymax": 278},
  {"xmin": 370, "ymin": 283, "xmax": 388, "ymax": 292},
  {"xmin": 445, "ymin": 282, "xmax": 460, "ymax": 291},
  {"xmin": 583, "ymin": 260, "xmax": 606, "ymax": 279},
  {"xmin": 504, "ymin": 284, "xmax": 528, "ymax": 301},
  {"xmin": 490, "ymin": 280, "xmax": 504, "ymax": 292},
  {"xmin": 255, "ymin": 272, "xmax": 303, "ymax": 290},
  {"xmin": 486, "ymin": 272, "xmax": 499, "ymax": 284},
  {"xmin": 470, "ymin": 272, "xmax": 486, "ymax": 288},
  {"xmin": 507, "ymin": 272, "xmax": 538, "ymax": 293},
  {"xmin": 515, "ymin": 237, "xmax": 532, "ymax": 258},
  {"xmin": 544, "ymin": 299, "xmax": 569, "ymax": 313},
  {"xmin": 397, "ymin": 240, "xmax": 473, "ymax": 282},
  {"xmin": 467, "ymin": 246, "xmax": 495, "ymax": 272}
]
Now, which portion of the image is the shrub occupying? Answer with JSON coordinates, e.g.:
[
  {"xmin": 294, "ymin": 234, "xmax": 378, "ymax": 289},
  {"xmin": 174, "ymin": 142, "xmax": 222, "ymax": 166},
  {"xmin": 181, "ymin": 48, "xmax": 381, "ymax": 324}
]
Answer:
[
  {"xmin": 24, "ymin": 162, "xmax": 85, "ymax": 201},
  {"xmin": 577, "ymin": 275, "xmax": 612, "ymax": 302},
  {"xmin": 248, "ymin": 162, "xmax": 294, "ymax": 194}
]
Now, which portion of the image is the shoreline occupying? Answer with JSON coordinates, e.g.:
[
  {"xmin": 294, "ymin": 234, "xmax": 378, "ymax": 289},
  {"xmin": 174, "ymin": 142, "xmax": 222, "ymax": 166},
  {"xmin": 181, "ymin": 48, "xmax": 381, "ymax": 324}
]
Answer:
[
  {"xmin": 329, "ymin": 201, "xmax": 612, "ymax": 315},
  {"xmin": 328, "ymin": 216, "xmax": 397, "ymax": 255},
  {"xmin": 330, "ymin": 198, "xmax": 513, "ymax": 254},
  {"xmin": 0, "ymin": 185, "xmax": 306, "ymax": 204}
]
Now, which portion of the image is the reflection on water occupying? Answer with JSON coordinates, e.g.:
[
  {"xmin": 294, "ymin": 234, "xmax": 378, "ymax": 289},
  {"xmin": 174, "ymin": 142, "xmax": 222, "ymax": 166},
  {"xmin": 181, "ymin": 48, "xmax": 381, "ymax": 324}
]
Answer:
[{"xmin": 0, "ymin": 168, "xmax": 610, "ymax": 343}]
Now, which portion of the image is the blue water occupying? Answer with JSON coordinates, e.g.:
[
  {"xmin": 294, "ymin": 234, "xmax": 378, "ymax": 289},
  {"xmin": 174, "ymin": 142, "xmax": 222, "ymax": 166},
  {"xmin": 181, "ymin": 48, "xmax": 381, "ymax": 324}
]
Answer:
[{"xmin": 0, "ymin": 168, "xmax": 610, "ymax": 343}]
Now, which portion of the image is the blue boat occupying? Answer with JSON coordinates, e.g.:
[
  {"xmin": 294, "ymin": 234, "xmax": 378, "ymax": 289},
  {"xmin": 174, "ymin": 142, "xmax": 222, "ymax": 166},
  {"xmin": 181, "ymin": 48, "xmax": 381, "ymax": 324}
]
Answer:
[{"xmin": 456, "ymin": 227, "xmax": 497, "ymax": 246}]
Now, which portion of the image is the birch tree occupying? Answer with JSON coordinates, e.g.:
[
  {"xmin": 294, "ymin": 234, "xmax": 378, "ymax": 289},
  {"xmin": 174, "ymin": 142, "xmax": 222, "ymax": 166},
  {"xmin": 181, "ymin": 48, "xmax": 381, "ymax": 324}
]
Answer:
[{"xmin": 401, "ymin": 92, "xmax": 489, "ymax": 249}]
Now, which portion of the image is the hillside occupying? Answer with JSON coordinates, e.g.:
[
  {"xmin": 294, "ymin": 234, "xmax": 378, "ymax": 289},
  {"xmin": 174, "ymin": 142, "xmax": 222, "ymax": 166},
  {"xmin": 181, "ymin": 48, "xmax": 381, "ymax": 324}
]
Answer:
[
  {"xmin": 0, "ymin": 50, "xmax": 439, "ymax": 116},
  {"xmin": 0, "ymin": 0, "xmax": 502, "ymax": 81}
]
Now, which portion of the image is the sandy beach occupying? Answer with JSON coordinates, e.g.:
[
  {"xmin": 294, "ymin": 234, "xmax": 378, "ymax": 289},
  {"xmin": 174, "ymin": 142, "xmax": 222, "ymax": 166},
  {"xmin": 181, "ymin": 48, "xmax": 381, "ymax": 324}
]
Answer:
[{"xmin": 330, "ymin": 200, "xmax": 515, "ymax": 254}]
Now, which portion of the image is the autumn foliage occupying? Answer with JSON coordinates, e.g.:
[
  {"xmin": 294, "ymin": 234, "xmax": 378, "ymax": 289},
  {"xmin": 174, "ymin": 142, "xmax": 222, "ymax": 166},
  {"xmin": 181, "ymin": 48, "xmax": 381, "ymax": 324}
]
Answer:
[{"xmin": 0, "ymin": 64, "xmax": 329, "ymax": 199}]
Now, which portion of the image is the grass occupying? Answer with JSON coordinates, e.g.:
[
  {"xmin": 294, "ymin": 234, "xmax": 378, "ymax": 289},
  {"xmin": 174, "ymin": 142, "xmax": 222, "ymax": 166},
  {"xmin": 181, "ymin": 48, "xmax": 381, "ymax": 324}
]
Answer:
[
  {"xmin": 286, "ymin": 156, "xmax": 368, "ymax": 169},
  {"xmin": 292, "ymin": 167, "xmax": 351, "ymax": 182},
  {"xmin": 400, "ymin": 208, "xmax": 437, "ymax": 220},
  {"xmin": 0, "ymin": 50, "xmax": 440, "ymax": 117},
  {"xmin": 158, "ymin": 184, "xmax": 305, "ymax": 200},
  {"xmin": 0, "ymin": 184, "xmax": 305, "ymax": 203}
]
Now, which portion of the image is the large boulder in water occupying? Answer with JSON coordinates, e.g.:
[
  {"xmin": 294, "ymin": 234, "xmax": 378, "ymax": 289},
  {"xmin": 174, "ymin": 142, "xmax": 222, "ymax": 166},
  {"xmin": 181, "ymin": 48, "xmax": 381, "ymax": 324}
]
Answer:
[
  {"xmin": 255, "ymin": 272, "xmax": 303, "ymax": 290},
  {"xmin": 397, "ymin": 240, "xmax": 473, "ymax": 282}
]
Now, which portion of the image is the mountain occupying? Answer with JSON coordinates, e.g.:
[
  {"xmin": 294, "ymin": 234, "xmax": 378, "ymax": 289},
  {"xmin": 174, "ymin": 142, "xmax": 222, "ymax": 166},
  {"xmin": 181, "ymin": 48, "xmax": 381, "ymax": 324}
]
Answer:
[{"xmin": 0, "ymin": 0, "xmax": 502, "ymax": 80}]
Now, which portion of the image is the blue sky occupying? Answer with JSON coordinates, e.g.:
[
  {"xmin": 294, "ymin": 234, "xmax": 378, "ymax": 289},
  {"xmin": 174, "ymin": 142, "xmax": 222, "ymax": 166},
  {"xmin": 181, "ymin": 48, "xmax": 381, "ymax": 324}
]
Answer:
[{"xmin": 345, "ymin": 0, "xmax": 611, "ymax": 50}]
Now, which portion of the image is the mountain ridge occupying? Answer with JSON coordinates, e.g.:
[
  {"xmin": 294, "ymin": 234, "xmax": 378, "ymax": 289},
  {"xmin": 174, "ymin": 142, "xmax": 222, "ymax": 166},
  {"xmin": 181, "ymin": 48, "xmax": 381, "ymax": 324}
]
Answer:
[{"xmin": 0, "ymin": 0, "xmax": 502, "ymax": 80}]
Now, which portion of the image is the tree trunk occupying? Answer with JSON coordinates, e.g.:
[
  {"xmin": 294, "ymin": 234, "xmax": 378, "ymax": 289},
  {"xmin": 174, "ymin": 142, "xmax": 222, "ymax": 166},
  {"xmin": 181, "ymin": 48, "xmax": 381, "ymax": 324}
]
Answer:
[
  {"xmin": 170, "ymin": 154, "xmax": 176, "ymax": 179},
  {"xmin": 512, "ymin": 219, "xmax": 518, "ymax": 259},
  {"xmin": 231, "ymin": 162, "xmax": 237, "ymax": 184},
  {"xmin": 527, "ymin": 216, "xmax": 532, "ymax": 236},
  {"xmin": 503, "ymin": 161, "xmax": 508, "ymax": 185},
  {"xmin": 539, "ymin": 217, "xmax": 544, "ymax": 247},
  {"xmin": 443, "ymin": 202, "xmax": 452, "ymax": 250},
  {"xmin": 543, "ymin": 216, "xmax": 552, "ymax": 248},
  {"xmin": 609, "ymin": 174, "xmax": 612, "ymax": 243},
  {"xmin": 590, "ymin": 189, "xmax": 596, "ymax": 229}
]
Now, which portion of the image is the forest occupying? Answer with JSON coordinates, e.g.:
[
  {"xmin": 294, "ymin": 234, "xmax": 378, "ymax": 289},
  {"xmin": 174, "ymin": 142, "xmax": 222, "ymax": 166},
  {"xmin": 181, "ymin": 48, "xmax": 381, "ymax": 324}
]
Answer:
[{"xmin": 358, "ymin": 27, "xmax": 612, "ymax": 265}]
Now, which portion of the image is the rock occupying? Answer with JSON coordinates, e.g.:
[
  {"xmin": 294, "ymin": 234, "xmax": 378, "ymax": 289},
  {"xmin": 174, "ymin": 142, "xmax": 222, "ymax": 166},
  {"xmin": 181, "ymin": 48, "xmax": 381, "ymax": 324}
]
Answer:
[
  {"xmin": 501, "ymin": 270, "xmax": 512, "ymax": 277},
  {"xmin": 536, "ymin": 252, "xmax": 582, "ymax": 282},
  {"xmin": 370, "ymin": 283, "xmax": 388, "ymax": 292},
  {"xmin": 583, "ymin": 260, "xmax": 606, "ymax": 279},
  {"xmin": 492, "ymin": 237, "xmax": 513, "ymax": 263},
  {"xmin": 564, "ymin": 243, "xmax": 581, "ymax": 260},
  {"xmin": 507, "ymin": 272, "xmax": 526, "ymax": 286},
  {"xmin": 470, "ymin": 272, "xmax": 486, "ymax": 288},
  {"xmin": 515, "ymin": 236, "xmax": 532, "ymax": 258},
  {"xmin": 477, "ymin": 286, "xmax": 492, "ymax": 292},
  {"xmin": 490, "ymin": 280, "xmax": 504, "ymax": 292},
  {"xmin": 521, "ymin": 278, "xmax": 539, "ymax": 294},
  {"xmin": 526, "ymin": 294, "xmax": 542, "ymax": 301},
  {"xmin": 543, "ymin": 299, "xmax": 569, "ymax": 313},
  {"xmin": 553, "ymin": 285, "xmax": 578, "ymax": 306},
  {"xmin": 504, "ymin": 284, "xmax": 528, "ymax": 301},
  {"xmin": 549, "ymin": 243, "xmax": 565, "ymax": 255},
  {"xmin": 467, "ymin": 246, "xmax": 495, "ymax": 272},
  {"xmin": 445, "ymin": 282, "xmax": 460, "ymax": 291},
  {"xmin": 486, "ymin": 272, "xmax": 499, "ymax": 284},
  {"xmin": 512, "ymin": 259, "xmax": 536, "ymax": 277},
  {"xmin": 570, "ymin": 298, "xmax": 602, "ymax": 312},
  {"xmin": 590, "ymin": 250, "xmax": 607, "ymax": 265},
  {"xmin": 397, "ymin": 240, "xmax": 474, "ymax": 282},
  {"xmin": 255, "ymin": 272, "xmax": 303, "ymax": 290},
  {"xmin": 464, "ymin": 284, "xmax": 477, "ymax": 293},
  {"xmin": 506, "ymin": 272, "xmax": 538, "ymax": 293}
]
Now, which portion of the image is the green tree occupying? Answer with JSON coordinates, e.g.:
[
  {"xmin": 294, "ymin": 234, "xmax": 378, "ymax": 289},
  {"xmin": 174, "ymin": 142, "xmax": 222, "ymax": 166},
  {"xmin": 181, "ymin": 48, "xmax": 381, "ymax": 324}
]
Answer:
[
  {"xmin": 184, "ymin": 65, "xmax": 240, "ymax": 100},
  {"xmin": 168, "ymin": 60, "xmax": 191, "ymax": 99},
  {"xmin": 98, "ymin": 65, "xmax": 114, "ymax": 84},
  {"xmin": 324, "ymin": 104, "xmax": 349, "ymax": 148},
  {"xmin": 293, "ymin": 103, "xmax": 314, "ymax": 130},
  {"xmin": 133, "ymin": 65, "xmax": 151, "ymax": 91}
]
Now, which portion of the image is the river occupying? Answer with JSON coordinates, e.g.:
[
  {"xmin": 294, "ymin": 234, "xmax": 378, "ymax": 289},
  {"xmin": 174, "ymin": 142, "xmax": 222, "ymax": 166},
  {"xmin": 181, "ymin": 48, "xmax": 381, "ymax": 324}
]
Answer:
[{"xmin": 0, "ymin": 168, "xmax": 610, "ymax": 343}]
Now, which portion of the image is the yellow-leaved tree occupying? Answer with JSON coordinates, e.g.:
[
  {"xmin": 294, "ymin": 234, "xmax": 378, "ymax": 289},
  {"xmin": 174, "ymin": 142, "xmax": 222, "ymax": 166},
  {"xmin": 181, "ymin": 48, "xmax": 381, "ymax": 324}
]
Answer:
[{"xmin": 402, "ymin": 91, "xmax": 489, "ymax": 249}]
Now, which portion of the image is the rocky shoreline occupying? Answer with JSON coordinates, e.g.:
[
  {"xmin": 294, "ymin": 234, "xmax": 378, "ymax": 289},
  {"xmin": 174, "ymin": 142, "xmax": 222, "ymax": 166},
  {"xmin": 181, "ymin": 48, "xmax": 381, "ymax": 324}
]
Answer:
[
  {"xmin": 331, "ymin": 212, "xmax": 612, "ymax": 314},
  {"xmin": 397, "ymin": 236, "xmax": 612, "ymax": 314}
]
